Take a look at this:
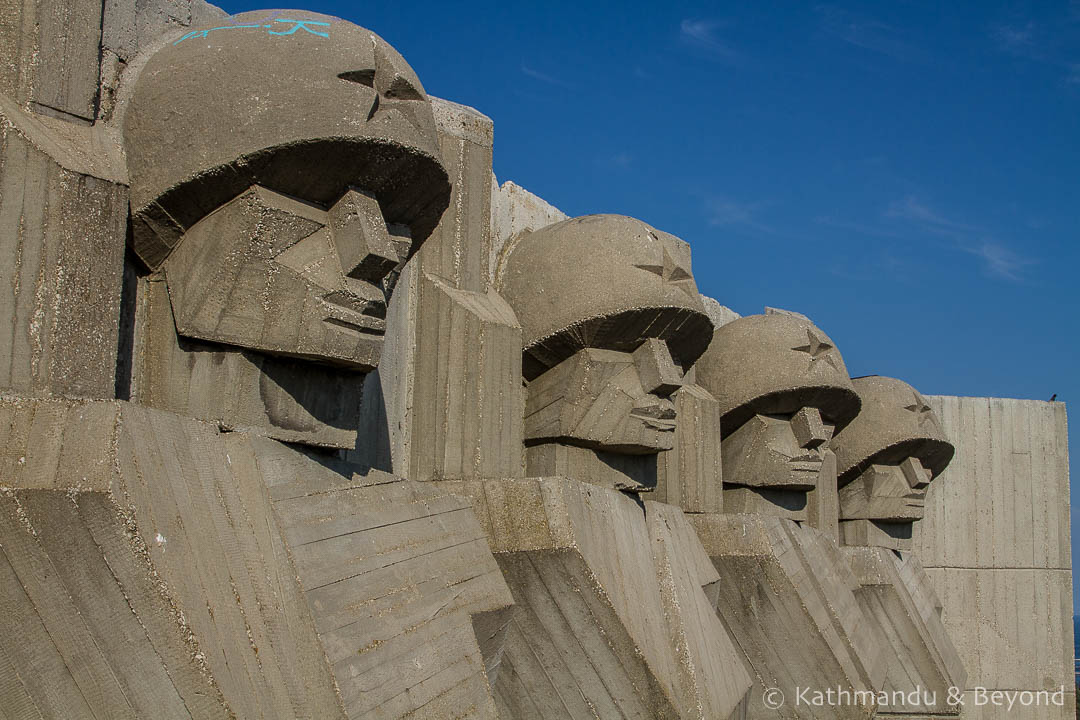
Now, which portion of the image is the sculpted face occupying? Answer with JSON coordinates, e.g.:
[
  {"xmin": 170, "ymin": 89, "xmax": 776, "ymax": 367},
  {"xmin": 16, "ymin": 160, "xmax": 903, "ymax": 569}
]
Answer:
[
  {"xmin": 122, "ymin": 11, "xmax": 451, "ymax": 448},
  {"xmin": 830, "ymin": 376, "xmax": 955, "ymax": 549},
  {"xmin": 722, "ymin": 407, "xmax": 835, "ymax": 490},
  {"xmin": 162, "ymin": 186, "xmax": 410, "ymax": 370},
  {"xmin": 124, "ymin": 11, "xmax": 451, "ymax": 372},
  {"xmin": 524, "ymin": 338, "xmax": 685, "ymax": 453},
  {"xmin": 838, "ymin": 456, "xmax": 932, "ymax": 523},
  {"xmin": 125, "ymin": 11, "xmax": 448, "ymax": 270}
]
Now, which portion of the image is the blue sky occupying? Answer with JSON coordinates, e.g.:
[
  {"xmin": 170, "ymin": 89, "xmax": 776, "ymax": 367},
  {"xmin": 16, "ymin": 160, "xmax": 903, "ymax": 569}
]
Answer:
[{"xmin": 217, "ymin": 0, "xmax": 1080, "ymax": 607}]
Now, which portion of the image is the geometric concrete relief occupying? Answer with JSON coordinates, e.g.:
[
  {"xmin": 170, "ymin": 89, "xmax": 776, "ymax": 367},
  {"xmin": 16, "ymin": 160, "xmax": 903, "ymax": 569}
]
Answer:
[
  {"xmin": 487, "ymin": 215, "xmax": 753, "ymax": 718},
  {"xmin": 0, "ymin": 2, "xmax": 1070, "ymax": 720},
  {"xmin": 688, "ymin": 313, "xmax": 887, "ymax": 719},
  {"xmin": 832, "ymin": 378, "xmax": 967, "ymax": 715}
]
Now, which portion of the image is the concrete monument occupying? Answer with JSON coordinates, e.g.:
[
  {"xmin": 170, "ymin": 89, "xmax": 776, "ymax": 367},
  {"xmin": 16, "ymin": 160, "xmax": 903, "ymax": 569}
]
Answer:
[
  {"xmin": 496, "ymin": 214, "xmax": 713, "ymax": 491},
  {"xmin": 687, "ymin": 312, "xmax": 885, "ymax": 718},
  {"xmin": 694, "ymin": 312, "xmax": 861, "ymax": 532},
  {"xmin": 0, "ymin": 1, "xmax": 1072, "ymax": 719},
  {"xmin": 832, "ymin": 375, "xmax": 955, "ymax": 550}
]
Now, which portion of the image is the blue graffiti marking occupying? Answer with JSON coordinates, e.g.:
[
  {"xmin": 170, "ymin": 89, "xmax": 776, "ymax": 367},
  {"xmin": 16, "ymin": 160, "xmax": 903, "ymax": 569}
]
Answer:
[
  {"xmin": 268, "ymin": 19, "xmax": 331, "ymax": 37},
  {"xmin": 173, "ymin": 18, "xmax": 330, "ymax": 45}
]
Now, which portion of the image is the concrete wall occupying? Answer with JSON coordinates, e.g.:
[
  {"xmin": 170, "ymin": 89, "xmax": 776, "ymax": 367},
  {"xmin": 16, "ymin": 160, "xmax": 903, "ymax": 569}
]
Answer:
[{"xmin": 914, "ymin": 396, "xmax": 1073, "ymax": 719}]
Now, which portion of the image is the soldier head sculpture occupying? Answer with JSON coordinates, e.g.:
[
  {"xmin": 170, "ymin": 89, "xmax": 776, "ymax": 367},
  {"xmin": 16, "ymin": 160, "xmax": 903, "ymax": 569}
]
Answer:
[
  {"xmin": 121, "ymin": 11, "xmax": 450, "ymax": 450},
  {"xmin": 496, "ymin": 214, "xmax": 713, "ymax": 490},
  {"xmin": 694, "ymin": 313, "xmax": 861, "ymax": 531},
  {"xmin": 831, "ymin": 376, "xmax": 954, "ymax": 550}
]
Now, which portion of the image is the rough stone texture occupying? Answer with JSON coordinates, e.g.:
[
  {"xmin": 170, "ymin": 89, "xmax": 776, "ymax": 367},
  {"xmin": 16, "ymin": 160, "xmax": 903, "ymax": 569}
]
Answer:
[
  {"xmin": 489, "ymin": 176, "xmax": 568, "ymax": 283},
  {"xmin": 913, "ymin": 396, "xmax": 1074, "ymax": 719},
  {"xmin": 354, "ymin": 98, "xmax": 525, "ymax": 481},
  {"xmin": 0, "ymin": 0, "xmax": 225, "ymax": 124},
  {"xmin": 99, "ymin": 0, "xmax": 228, "ymax": 121},
  {"xmin": 843, "ymin": 546, "xmax": 966, "ymax": 716},
  {"xmin": 445, "ymin": 477, "xmax": 753, "ymax": 719},
  {"xmin": 0, "ymin": 395, "xmax": 513, "ymax": 719},
  {"xmin": 0, "ymin": 97, "xmax": 127, "ymax": 399},
  {"xmin": 689, "ymin": 512, "xmax": 885, "ymax": 719}
]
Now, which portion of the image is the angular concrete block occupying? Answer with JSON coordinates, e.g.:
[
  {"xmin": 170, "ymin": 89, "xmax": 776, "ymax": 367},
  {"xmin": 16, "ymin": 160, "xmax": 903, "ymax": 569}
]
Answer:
[
  {"xmin": 0, "ymin": 0, "xmax": 102, "ymax": 121},
  {"xmin": 0, "ymin": 99, "xmax": 127, "ymax": 399},
  {"xmin": 0, "ymin": 395, "xmax": 513, "ymax": 719},
  {"xmin": 655, "ymin": 383, "xmax": 724, "ymax": 512},
  {"xmin": 843, "ymin": 547, "xmax": 965, "ymax": 716},
  {"xmin": 358, "ymin": 99, "xmax": 527, "ymax": 482},
  {"xmin": 133, "ymin": 277, "xmax": 366, "ymax": 450},
  {"xmin": 689, "ymin": 512, "xmax": 884, "ymax": 719},
  {"xmin": 446, "ymin": 477, "xmax": 752, "ymax": 719}
]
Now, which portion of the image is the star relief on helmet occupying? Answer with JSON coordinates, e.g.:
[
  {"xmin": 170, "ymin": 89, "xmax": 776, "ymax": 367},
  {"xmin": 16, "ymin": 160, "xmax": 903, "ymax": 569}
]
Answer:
[
  {"xmin": 904, "ymin": 391, "xmax": 935, "ymax": 427},
  {"xmin": 634, "ymin": 239, "xmax": 696, "ymax": 299},
  {"xmin": 792, "ymin": 327, "xmax": 839, "ymax": 372}
]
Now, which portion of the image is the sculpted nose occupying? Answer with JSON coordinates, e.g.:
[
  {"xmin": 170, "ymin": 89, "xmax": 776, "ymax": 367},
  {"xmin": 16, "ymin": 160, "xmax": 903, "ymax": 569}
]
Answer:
[
  {"xmin": 632, "ymin": 338, "xmax": 684, "ymax": 396},
  {"xmin": 792, "ymin": 406, "xmax": 830, "ymax": 449},
  {"xmin": 328, "ymin": 189, "xmax": 411, "ymax": 282}
]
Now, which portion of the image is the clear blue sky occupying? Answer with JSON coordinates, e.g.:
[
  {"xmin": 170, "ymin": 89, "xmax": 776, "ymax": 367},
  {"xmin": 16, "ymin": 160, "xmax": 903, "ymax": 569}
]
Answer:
[{"xmin": 217, "ymin": 0, "xmax": 1080, "ymax": 607}]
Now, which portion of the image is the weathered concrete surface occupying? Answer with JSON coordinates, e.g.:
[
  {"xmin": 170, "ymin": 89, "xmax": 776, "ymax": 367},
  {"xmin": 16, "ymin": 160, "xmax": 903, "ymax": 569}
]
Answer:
[
  {"xmin": 843, "ymin": 546, "xmax": 966, "ymax": 716},
  {"xmin": 489, "ymin": 177, "xmax": 568, "ymax": 283},
  {"xmin": 101, "ymin": 0, "xmax": 228, "ymax": 122},
  {"xmin": 132, "ymin": 277, "xmax": 367, "ymax": 449},
  {"xmin": 161, "ymin": 185, "xmax": 388, "ymax": 371},
  {"xmin": 0, "ymin": 0, "xmax": 224, "ymax": 123},
  {"xmin": 701, "ymin": 295, "xmax": 741, "ymax": 329},
  {"xmin": 694, "ymin": 313, "xmax": 856, "ymax": 536},
  {"xmin": 0, "ymin": 97, "xmax": 127, "ymax": 399},
  {"xmin": 497, "ymin": 214, "xmax": 713, "ymax": 494},
  {"xmin": 655, "ymin": 383, "xmax": 724, "ymax": 512},
  {"xmin": 355, "ymin": 98, "xmax": 525, "ymax": 480},
  {"xmin": 0, "ymin": 395, "xmax": 513, "ymax": 718},
  {"xmin": 445, "ymin": 477, "xmax": 753, "ymax": 719},
  {"xmin": 913, "ymin": 396, "xmax": 1074, "ymax": 718},
  {"xmin": 0, "ymin": 0, "xmax": 103, "ymax": 121},
  {"xmin": 833, "ymin": 376, "xmax": 955, "ymax": 551},
  {"xmin": 123, "ymin": 11, "xmax": 449, "ymax": 268},
  {"xmin": 689, "ymin": 512, "xmax": 884, "ymax": 719},
  {"xmin": 496, "ymin": 214, "xmax": 712, "ymax": 382},
  {"xmin": 253, "ymin": 437, "xmax": 515, "ymax": 719}
]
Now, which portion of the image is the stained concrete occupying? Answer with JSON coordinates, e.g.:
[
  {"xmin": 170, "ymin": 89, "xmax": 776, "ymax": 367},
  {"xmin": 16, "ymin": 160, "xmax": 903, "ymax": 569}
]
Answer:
[
  {"xmin": 123, "ymin": 10, "xmax": 449, "ymax": 268},
  {"xmin": 0, "ymin": 98, "xmax": 127, "ymax": 400},
  {"xmin": 353, "ymin": 98, "xmax": 526, "ymax": 481}
]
